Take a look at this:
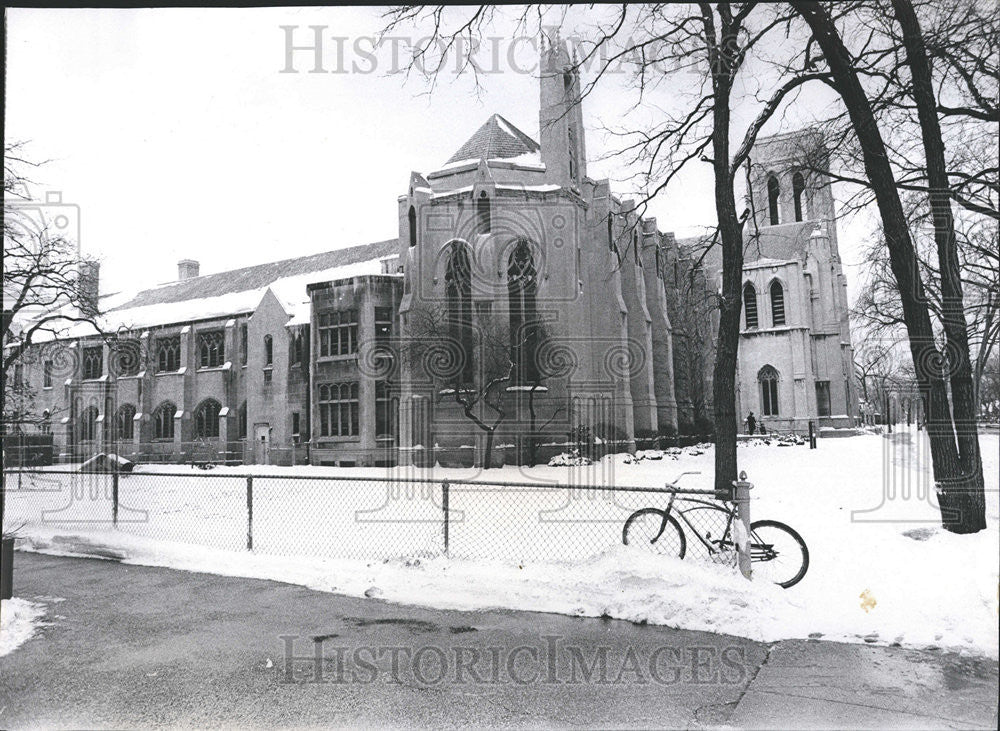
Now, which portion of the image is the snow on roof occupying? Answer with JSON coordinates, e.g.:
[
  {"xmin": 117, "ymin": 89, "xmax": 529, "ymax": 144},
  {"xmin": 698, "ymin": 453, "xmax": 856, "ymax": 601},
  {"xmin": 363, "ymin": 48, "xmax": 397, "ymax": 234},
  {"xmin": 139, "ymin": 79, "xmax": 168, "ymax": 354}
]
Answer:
[
  {"xmin": 12, "ymin": 241, "xmax": 398, "ymax": 342},
  {"xmin": 493, "ymin": 151, "xmax": 544, "ymax": 168},
  {"xmin": 743, "ymin": 257, "xmax": 797, "ymax": 270},
  {"xmin": 113, "ymin": 239, "xmax": 397, "ymax": 311},
  {"xmin": 495, "ymin": 183, "xmax": 561, "ymax": 193},
  {"xmin": 446, "ymin": 114, "xmax": 540, "ymax": 165}
]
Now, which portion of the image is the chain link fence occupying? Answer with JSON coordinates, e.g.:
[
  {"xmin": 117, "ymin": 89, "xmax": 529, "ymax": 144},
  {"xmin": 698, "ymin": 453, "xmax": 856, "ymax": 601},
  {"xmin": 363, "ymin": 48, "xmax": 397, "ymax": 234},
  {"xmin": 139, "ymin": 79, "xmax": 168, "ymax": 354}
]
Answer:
[{"xmin": 2, "ymin": 468, "xmax": 737, "ymax": 566}]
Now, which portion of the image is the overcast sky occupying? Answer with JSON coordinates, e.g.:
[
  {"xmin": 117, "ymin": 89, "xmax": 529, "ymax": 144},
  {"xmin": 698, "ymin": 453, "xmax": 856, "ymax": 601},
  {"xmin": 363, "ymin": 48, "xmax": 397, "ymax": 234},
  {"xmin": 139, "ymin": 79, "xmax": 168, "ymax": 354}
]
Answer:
[{"xmin": 5, "ymin": 6, "xmax": 873, "ymax": 303}]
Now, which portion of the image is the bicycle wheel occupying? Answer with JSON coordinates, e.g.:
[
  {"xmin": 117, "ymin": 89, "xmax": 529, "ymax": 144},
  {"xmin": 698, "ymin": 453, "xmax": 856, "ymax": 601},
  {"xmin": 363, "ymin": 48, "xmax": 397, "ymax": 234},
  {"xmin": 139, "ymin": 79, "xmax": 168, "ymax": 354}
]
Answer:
[
  {"xmin": 622, "ymin": 509, "xmax": 686, "ymax": 558},
  {"xmin": 748, "ymin": 520, "xmax": 809, "ymax": 588}
]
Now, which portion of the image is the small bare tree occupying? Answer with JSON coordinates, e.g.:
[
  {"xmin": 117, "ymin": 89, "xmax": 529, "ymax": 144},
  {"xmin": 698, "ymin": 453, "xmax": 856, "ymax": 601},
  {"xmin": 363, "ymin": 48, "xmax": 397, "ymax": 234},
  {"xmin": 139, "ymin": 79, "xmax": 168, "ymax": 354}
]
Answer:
[
  {"xmin": 3, "ymin": 143, "xmax": 103, "ymax": 532},
  {"xmin": 401, "ymin": 300, "xmax": 563, "ymax": 468},
  {"xmin": 3, "ymin": 143, "xmax": 102, "ymax": 375}
]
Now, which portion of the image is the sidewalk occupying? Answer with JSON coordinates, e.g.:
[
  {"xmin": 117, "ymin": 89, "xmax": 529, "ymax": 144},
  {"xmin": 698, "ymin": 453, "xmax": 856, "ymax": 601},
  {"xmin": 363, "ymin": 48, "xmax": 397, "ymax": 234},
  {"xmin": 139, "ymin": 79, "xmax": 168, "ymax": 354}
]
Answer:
[{"xmin": 1, "ymin": 551, "xmax": 996, "ymax": 729}]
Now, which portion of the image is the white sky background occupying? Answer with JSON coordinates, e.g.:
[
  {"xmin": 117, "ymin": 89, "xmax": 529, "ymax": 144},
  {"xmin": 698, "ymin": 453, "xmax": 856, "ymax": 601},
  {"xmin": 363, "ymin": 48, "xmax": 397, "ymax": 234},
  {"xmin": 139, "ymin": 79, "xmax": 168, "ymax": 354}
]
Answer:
[{"xmin": 5, "ymin": 6, "xmax": 874, "ymax": 303}]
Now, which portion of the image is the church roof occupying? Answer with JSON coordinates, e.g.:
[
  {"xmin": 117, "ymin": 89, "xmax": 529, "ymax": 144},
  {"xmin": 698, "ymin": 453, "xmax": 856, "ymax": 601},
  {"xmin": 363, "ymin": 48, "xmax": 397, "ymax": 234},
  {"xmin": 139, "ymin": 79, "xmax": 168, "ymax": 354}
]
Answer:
[
  {"xmin": 30, "ymin": 239, "xmax": 400, "ymax": 336},
  {"xmin": 112, "ymin": 239, "xmax": 398, "ymax": 311},
  {"xmin": 446, "ymin": 114, "xmax": 540, "ymax": 164}
]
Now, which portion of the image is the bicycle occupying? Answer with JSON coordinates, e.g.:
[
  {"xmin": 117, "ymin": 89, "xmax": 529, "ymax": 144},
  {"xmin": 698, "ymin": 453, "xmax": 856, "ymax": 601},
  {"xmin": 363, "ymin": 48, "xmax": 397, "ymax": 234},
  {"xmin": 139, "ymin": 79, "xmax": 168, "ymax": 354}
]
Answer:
[{"xmin": 622, "ymin": 471, "xmax": 809, "ymax": 588}]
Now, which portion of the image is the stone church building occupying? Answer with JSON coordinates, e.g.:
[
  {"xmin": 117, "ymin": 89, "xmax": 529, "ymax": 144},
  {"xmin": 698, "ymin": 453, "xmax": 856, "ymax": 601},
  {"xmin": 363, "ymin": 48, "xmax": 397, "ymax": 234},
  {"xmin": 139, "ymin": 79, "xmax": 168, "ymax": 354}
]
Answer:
[{"xmin": 6, "ymin": 41, "xmax": 857, "ymax": 466}]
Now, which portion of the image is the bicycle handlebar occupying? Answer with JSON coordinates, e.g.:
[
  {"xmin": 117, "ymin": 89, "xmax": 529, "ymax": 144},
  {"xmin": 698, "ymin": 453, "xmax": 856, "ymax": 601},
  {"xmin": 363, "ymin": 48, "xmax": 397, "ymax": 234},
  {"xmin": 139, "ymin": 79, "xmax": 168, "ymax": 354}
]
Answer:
[{"xmin": 666, "ymin": 470, "xmax": 702, "ymax": 487}]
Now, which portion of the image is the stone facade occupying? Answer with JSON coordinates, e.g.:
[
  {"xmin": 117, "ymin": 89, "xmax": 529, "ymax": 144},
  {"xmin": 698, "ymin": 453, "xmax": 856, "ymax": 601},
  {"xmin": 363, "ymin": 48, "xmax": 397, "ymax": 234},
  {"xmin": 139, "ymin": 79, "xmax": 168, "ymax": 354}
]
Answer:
[{"xmin": 693, "ymin": 129, "xmax": 858, "ymax": 433}]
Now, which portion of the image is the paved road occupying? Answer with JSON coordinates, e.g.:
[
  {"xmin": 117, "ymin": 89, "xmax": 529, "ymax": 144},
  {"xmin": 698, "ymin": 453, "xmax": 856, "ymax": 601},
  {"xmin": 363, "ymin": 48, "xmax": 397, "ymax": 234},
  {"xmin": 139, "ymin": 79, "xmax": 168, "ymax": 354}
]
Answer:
[{"xmin": 1, "ymin": 552, "xmax": 996, "ymax": 729}]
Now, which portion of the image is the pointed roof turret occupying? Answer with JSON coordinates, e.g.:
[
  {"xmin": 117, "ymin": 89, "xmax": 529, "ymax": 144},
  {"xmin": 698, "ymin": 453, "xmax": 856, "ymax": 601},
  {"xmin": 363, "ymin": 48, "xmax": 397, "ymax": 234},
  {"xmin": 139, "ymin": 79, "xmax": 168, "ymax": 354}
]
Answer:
[{"xmin": 445, "ymin": 113, "xmax": 540, "ymax": 165}]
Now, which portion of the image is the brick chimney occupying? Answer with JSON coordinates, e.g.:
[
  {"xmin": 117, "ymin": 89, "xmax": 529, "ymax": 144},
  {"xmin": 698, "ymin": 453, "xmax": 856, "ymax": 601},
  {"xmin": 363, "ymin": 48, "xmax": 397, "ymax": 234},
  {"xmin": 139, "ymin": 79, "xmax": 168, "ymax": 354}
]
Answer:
[
  {"xmin": 77, "ymin": 261, "xmax": 100, "ymax": 317},
  {"xmin": 178, "ymin": 259, "xmax": 200, "ymax": 280}
]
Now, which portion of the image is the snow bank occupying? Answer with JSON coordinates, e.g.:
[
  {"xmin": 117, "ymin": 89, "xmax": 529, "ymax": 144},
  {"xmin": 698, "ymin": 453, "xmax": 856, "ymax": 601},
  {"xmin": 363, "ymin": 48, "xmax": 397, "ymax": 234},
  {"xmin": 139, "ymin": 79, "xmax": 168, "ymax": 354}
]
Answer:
[
  {"xmin": 19, "ymin": 527, "xmax": 793, "ymax": 644},
  {"xmin": 0, "ymin": 598, "xmax": 46, "ymax": 657}
]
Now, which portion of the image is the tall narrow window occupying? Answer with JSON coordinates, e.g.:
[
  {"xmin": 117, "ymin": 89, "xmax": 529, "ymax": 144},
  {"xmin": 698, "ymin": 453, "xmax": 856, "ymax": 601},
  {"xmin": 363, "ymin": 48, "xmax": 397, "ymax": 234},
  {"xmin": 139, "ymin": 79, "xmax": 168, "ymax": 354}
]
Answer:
[
  {"xmin": 508, "ymin": 239, "xmax": 539, "ymax": 385},
  {"xmin": 79, "ymin": 406, "xmax": 99, "ymax": 441},
  {"xmin": 115, "ymin": 404, "xmax": 136, "ymax": 441},
  {"xmin": 153, "ymin": 402, "xmax": 176, "ymax": 440},
  {"xmin": 374, "ymin": 307, "xmax": 393, "ymax": 346},
  {"xmin": 568, "ymin": 125, "xmax": 578, "ymax": 181},
  {"xmin": 476, "ymin": 192, "xmax": 491, "ymax": 234},
  {"xmin": 607, "ymin": 214, "xmax": 614, "ymax": 252},
  {"xmin": 43, "ymin": 360, "xmax": 53, "ymax": 388},
  {"xmin": 195, "ymin": 399, "xmax": 222, "ymax": 438},
  {"xmin": 743, "ymin": 283, "xmax": 758, "ymax": 329},
  {"xmin": 759, "ymin": 366, "xmax": 780, "ymax": 417},
  {"xmin": 815, "ymin": 381, "xmax": 831, "ymax": 417},
  {"xmin": 264, "ymin": 335, "xmax": 273, "ymax": 366},
  {"xmin": 770, "ymin": 280, "xmax": 786, "ymax": 326},
  {"xmin": 767, "ymin": 174, "xmax": 780, "ymax": 225},
  {"xmin": 376, "ymin": 380, "xmax": 399, "ymax": 440},
  {"xmin": 445, "ymin": 242, "xmax": 474, "ymax": 385},
  {"xmin": 291, "ymin": 412, "xmax": 301, "ymax": 442},
  {"xmin": 408, "ymin": 206, "xmax": 417, "ymax": 248},
  {"xmin": 240, "ymin": 323, "xmax": 248, "ymax": 366},
  {"xmin": 792, "ymin": 171, "xmax": 806, "ymax": 222},
  {"xmin": 238, "ymin": 401, "xmax": 247, "ymax": 439}
]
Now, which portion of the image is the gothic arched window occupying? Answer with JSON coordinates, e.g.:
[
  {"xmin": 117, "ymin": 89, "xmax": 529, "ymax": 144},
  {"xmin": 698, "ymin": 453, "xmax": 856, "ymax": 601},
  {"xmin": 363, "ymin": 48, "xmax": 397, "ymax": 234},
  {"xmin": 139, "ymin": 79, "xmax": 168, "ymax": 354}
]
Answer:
[
  {"xmin": 767, "ymin": 174, "xmax": 780, "ymax": 225},
  {"xmin": 79, "ymin": 406, "xmax": 99, "ymax": 442},
  {"xmin": 743, "ymin": 282, "xmax": 759, "ymax": 329},
  {"xmin": 408, "ymin": 206, "xmax": 417, "ymax": 248},
  {"xmin": 445, "ymin": 242, "xmax": 474, "ymax": 385},
  {"xmin": 115, "ymin": 404, "xmax": 136, "ymax": 442},
  {"xmin": 264, "ymin": 335, "xmax": 273, "ymax": 366},
  {"xmin": 195, "ymin": 399, "xmax": 222, "ymax": 439},
  {"xmin": 508, "ymin": 240, "xmax": 539, "ymax": 385},
  {"xmin": 792, "ymin": 171, "xmax": 806, "ymax": 222},
  {"xmin": 759, "ymin": 365, "xmax": 780, "ymax": 416},
  {"xmin": 770, "ymin": 280, "xmax": 786, "ymax": 326},
  {"xmin": 153, "ymin": 402, "xmax": 176, "ymax": 440}
]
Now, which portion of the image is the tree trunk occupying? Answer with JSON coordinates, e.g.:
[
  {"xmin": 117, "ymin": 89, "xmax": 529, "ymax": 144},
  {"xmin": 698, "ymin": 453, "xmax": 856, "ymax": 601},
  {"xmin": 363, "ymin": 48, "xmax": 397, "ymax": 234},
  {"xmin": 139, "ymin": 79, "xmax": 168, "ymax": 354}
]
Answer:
[
  {"xmin": 702, "ymin": 6, "xmax": 743, "ymax": 497},
  {"xmin": 483, "ymin": 428, "xmax": 494, "ymax": 470},
  {"xmin": 797, "ymin": 3, "xmax": 971, "ymax": 529},
  {"xmin": 891, "ymin": 0, "xmax": 985, "ymax": 532}
]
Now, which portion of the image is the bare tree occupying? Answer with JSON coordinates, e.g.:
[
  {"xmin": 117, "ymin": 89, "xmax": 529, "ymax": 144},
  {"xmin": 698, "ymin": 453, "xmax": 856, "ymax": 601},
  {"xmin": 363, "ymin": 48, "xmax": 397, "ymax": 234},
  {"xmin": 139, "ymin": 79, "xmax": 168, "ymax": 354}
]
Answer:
[
  {"xmin": 3, "ymin": 143, "xmax": 102, "ymax": 376},
  {"xmin": 795, "ymin": 1, "xmax": 987, "ymax": 532},
  {"xmin": 401, "ymin": 301, "xmax": 562, "ymax": 468}
]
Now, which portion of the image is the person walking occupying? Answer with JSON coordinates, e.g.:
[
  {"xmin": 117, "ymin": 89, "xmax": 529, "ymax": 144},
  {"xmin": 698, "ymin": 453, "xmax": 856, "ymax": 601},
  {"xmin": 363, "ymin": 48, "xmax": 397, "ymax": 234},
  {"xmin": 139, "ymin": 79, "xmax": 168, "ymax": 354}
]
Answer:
[{"xmin": 746, "ymin": 411, "xmax": 757, "ymax": 435}]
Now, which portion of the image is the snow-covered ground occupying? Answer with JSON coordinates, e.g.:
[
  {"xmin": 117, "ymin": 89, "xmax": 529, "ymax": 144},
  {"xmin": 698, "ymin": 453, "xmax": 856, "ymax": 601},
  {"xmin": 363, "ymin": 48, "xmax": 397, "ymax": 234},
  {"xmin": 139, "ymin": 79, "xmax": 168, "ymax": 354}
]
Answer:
[
  {"xmin": 5, "ymin": 428, "xmax": 998, "ymax": 658},
  {"xmin": 0, "ymin": 598, "xmax": 46, "ymax": 657}
]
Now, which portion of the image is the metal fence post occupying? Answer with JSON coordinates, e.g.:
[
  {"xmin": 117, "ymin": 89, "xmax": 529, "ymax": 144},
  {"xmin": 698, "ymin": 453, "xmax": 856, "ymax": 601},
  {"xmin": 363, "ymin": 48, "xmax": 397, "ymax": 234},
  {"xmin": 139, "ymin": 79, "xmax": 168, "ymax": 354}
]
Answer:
[
  {"xmin": 734, "ymin": 471, "xmax": 753, "ymax": 580},
  {"xmin": 246, "ymin": 476, "xmax": 254, "ymax": 551},
  {"xmin": 112, "ymin": 471, "xmax": 119, "ymax": 527},
  {"xmin": 442, "ymin": 479, "xmax": 449, "ymax": 556}
]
